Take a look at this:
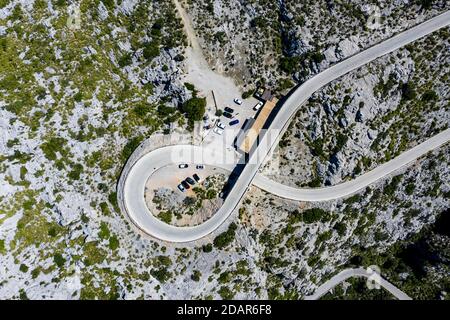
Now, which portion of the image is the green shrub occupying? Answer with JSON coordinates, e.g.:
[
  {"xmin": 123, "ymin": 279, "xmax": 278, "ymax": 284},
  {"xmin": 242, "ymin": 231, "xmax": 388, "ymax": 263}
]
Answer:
[
  {"xmin": 218, "ymin": 286, "xmax": 235, "ymax": 299},
  {"xmin": 121, "ymin": 136, "xmax": 143, "ymax": 161},
  {"xmin": 401, "ymin": 82, "xmax": 416, "ymax": 101},
  {"xmin": 383, "ymin": 174, "xmax": 403, "ymax": 195},
  {"xmin": 277, "ymin": 78, "xmax": 294, "ymax": 92},
  {"xmin": 333, "ymin": 222, "xmax": 347, "ymax": 236},
  {"xmin": 0, "ymin": 239, "xmax": 5, "ymax": 254},
  {"xmin": 182, "ymin": 97, "xmax": 206, "ymax": 123},
  {"xmin": 202, "ymin": 243, "xmax": 213, "ymax": 252},
  {"xmin": 108, "ymin": 192, "xmax": 119, "ymax": 212},
  {"xmin": 309, "ymin": 138, "xmax": 325, "ymax": 158},
  {"xmin": 41, "ymin": 137, "xmax": 67, "ymax": 161},
  {"xmin": 418, "ymin": 0, "xmax": 433, "ymax": 9},
  {"xmin": 302, "ymin": 208, "xmax": 329, "ymax": 224},
  {"xmin": 242, "ymin": 89, "xmax": 254, "ymax": 99},
  {"xmin": 206, "ymin": 189, "xmax": 217, "ymax": 199},
  {"xmin": 184, "ymin": 82, "xmax": 196, "ymax": 91},
  {"xmin": 157, "ymin": 104, "xmax": 175, "ymax": 117},
  {"xmin": 405, "ymin": 183, "xmax": 415, "ymax": 195},
  {"xmin": 310, "ymin": 51, "xmax": 325, "ymax": 64},
  {"xmin": 150, "ymin": 267, "xmax": 171, "ymax": 283},
  {"xmin": 421, "ymin": 90, "xmax": 438, "ymax": 102},
  {"xmin": 73, "ymin": 91, "xmax": 83, "ymax": 102},
  {"xmin": 344, "ymin": 194, "xmax": 361, "ymax": 205},
  {"xmin": 98, "ymin": 222, "xmax": 110, "ymax": 240},
  {"xmin": 213, "ymin": 223, "xmax": 237, "ymax": 249},
  {"xmin": 191, "ymin": 270, "xmax": 201, "ymax": 282},
  {"xmin": 48, "ymin": 226, "xmax": 58, "ymax": 237},
  {"xmin": 280, "ymin": 56, "xmax": 300, "ymax": 73},
  {"xmin": 307, "ymin": 177, "xmax": 322, "ymax": 188},
  {"xmin": 132, "ymin": 104, "xmax": 152, "ymax": 116},
  {"xmin": 118, "ymin": 53, "xmax": 133, "ymax": 67},
  {"xmin": 99, "ymin": 202, "xmax": 111, "ymax": 216},
  {"xmin": 333, "ymin": 132, "xmax": 348, "ymax": 154},
  {"xmin": 53, "ymin": 253, "xmax": 65, "ymax": 268},
  {"xmin": 68, "ymin": 163, "xmax": 83, "ymax": 180},
  {"xmin": 102, "ymin": 0, "xmax": 115, "ymax": 10},
  {"xmin": 250, "ymin": 16, "xmax": 265, "ymax": 28},
  {"xmin": 213, "ymin": 31, "xmax": 226, "ymax": 44},
  {"xmin": 19, "ymin": 264, "xmax": 29, "ymax": 273},
  {"xmin": 143, "ymin": 41, "xmax": 160, "ymax": 61},
  {"xmin": 158, "ymin": 211, "xmax": 172, "ymax": 224},
  {"xmin": 109, "ymin": 235, "xmax": 119, "ymax": 250}
]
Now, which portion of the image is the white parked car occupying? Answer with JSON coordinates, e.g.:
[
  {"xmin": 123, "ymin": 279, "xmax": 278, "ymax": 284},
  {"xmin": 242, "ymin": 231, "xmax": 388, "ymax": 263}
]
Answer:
[
  {"xmin": 177, "ymin": 184, "xmax": 185, "ymax": 192},
  {"xmin": 253, "ymin": 101, "xmax": 264, "ymax": 111},
  {"xmin": 213, "ymin": 127, "xmax": 224, "ymax": 135},
  {"xmin": 178, "ymin": 163, "xmax": 188, "ymax": 169},
  {"xmin": 217, "ymin": 122, "xmax": 226, "ymax": 130},
  {"xmin": 196, "ymin": 164, "xmax": 204, "ymax": 170},
  {"xmin": 233, "ymin": 98, "xmax": 243, "ymax": 105}
]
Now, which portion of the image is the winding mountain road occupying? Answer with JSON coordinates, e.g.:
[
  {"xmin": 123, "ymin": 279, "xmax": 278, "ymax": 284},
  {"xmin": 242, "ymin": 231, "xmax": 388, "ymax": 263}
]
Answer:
[
  {"xmin": 120, "ymin": 11, "xmax": 450, "ymax": 243},
  {"xmin": 304, "ymin": 268, "xmax": 412, "ymax": 300},
  {"xmin": 254, "ymin": 128, "xmax": 450, "ymax": 201}
]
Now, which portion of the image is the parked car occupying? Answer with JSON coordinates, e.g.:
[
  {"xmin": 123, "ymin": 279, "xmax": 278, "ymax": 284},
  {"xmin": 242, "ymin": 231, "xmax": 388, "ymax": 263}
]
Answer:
[
  {"xmin": 253, "ymin": 101, "xmax": 263, "ymax": 111},
  {"xmin": 177, "ymin": 184, "xmax": 185, "ymax": 192},
  {"xmin": 203, "ymin": 114, "xmax": 209, "ymax": 121},
  {"xmin": 223, "ymin": 111, "xmax": 233, "ymax": 119},
  {"xmin": 179, "ymin": 163, "xmax": 188, "ymax": 169},
  {"xmin": 224, "ymin": 107, "xmax": 234, "ymax": 113},
  {"xmin": 234, "ymin": 98, "xmax": 243, "ymax": 105},
  {"xmin": 217, "ymin": 122, "xmax": 226, "ymax": 129},
  {"xmin": 181, "ymin": 180, "xmax": 190, "ymax": 189},
  {"xmin": 193, "ymin": 173, "xmax": 200, "ymax": 182},
  {"xmin": 229, "ymin": 119, "xmax": 239, "ymax": 126},
  {"xmin": 196, "ymin": 164, "xmax": 204, "ymax": 170},
  {"xmin": 204, "ymin": 124, "xmax": 211, "ymax": 130},
  {"xmin": 186, "ymin": 177, "xmax": 196, "ymax": 185},
  {"xmin": 213, "ymin": 127, "xmax": 224, "ymax": 135}
]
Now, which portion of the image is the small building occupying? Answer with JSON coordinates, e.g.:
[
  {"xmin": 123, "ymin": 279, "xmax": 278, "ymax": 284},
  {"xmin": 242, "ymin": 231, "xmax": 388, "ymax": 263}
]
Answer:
[
  {"xmin": 254, "ymin": 87, "xmax": 273, "ymax": 102},
  {"xmin": 260, "ymin": 89, "xmax": 274, "ymax": 102},
  {"xmin": 234, "ymin": 118, "xmax": 255, "ymax": 151},
  {"xmin": 237, "ymin": 96, "xmax": 279, "ymax": 154}
]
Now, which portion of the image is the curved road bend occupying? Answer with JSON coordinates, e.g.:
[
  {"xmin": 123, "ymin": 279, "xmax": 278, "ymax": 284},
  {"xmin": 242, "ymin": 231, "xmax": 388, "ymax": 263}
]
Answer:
[
  {"xmin": 304, "ymin": 268, "xmax": 412, "ymax": 300},
  {"xmin": 254, "ymin": 128, "xmax": 450, "ymax": 201},
  {"xmin": 122, "ymin": 11, "xmax": 450, "ymax": 242}
]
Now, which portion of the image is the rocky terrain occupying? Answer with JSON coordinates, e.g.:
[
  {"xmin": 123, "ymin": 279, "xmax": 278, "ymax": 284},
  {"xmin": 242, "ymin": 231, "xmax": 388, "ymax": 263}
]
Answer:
[
  {"xmin": 147, "ymin": 172, "xmax": 226, "ymax": 227},
  {"xmin": 183, "ymin": 0, "xmax": 448, "ymax": 93},
  {"xmin": 262, "ymin": 28, "xmax": 449, "ymax": 188},
  {"xmin": 237, "ymin": 145, "xmax": 450, "ymax": 299},
  {"xmin": 0, "ymin": 0, "xmax": 192, "ymax": 299},
  {"xmin": 0, "ymin": 0, "xmax": 448, "ymax": 301}
]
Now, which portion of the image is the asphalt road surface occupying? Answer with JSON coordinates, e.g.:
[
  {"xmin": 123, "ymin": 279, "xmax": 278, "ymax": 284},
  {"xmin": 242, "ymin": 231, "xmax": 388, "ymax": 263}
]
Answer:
[
  {"xmin": 121, "ymin": 11, "xmax": 450, "ymax": 242},
  {"xmin": 304, "ymin": 267, "xmax": 412, "ymax": 300}
]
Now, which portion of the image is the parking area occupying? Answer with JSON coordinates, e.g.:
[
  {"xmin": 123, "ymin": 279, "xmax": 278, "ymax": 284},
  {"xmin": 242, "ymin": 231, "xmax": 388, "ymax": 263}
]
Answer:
[
  {"xmin": 201, "ymin": 96, "xmax": 262, "ymax": 152},
  {"xmin": 145, "ymin": 163, "xmax": 229, "ymax": 197}
]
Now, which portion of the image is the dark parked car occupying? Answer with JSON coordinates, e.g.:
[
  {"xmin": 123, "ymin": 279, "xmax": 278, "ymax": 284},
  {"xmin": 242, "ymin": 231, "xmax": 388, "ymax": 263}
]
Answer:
[
  {"xmin": 186, "ymin": 177, "xmax": 196, "ymax": 185},
  {"xmin": 229, "ymin": 119, "xmax": 239, "ymax": 126},
  {"xmin": 223, "ymin": 112, "xmax": 233, "ymax": 119},
  {"xmin": 193, "ymin": 173, "xmax": 200, "ymax": 182},
  {"xmin": 181, "ymin": 180, "xmax": 190, "ymax": 189},
  {"xmin": 224, "ymin": 107, "xmax": 234, "ymax": 113}
]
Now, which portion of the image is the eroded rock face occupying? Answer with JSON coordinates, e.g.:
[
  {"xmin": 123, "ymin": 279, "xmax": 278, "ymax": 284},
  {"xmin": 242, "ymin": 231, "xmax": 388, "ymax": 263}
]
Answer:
[
  {"xmin": 185, "ymin": 0, "xmax": 447, "ymax": 87},
  {"xmin": 0, "ymin": 0, "xmax": 448, "ymax": 301}
]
